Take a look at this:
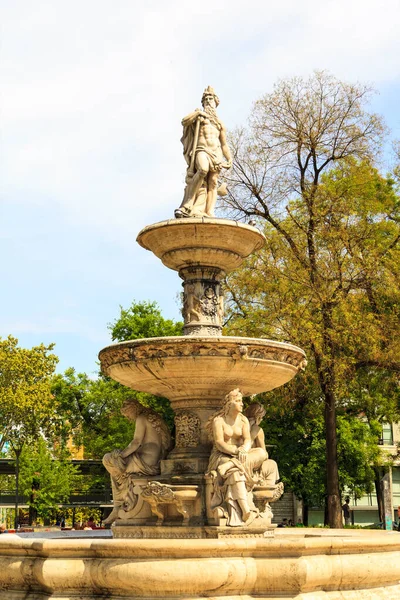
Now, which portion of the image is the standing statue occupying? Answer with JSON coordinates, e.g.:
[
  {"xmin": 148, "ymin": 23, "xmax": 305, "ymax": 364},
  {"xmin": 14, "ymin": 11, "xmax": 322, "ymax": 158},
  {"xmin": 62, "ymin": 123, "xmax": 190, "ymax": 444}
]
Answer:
[
  {"xmin": 103, "ymin": 399, "xmax": 171, "ymax": 525},
  {"xmin": 206, "ymin": 389, "xmax": 270, "ymax": 527},
  {"xmin": 175, "ymin": 86, "xmax": 232, "ymax": 219}
]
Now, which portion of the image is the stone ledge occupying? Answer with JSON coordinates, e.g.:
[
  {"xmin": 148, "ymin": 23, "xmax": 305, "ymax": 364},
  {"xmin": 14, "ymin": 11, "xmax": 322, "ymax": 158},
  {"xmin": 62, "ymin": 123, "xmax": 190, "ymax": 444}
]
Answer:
[{"xmin": 1, "ymin": 531, "xmax": 400, "ymax": 599}]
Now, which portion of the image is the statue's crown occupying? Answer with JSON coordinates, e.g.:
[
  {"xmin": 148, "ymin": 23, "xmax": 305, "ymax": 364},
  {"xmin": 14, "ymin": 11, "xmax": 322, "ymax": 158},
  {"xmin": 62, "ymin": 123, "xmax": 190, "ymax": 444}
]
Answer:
[
  {"xmin": 203, "ymin": 85, "xmax": 216, "ymax": 96},
  {"xmin": 201, "ymin": 85, "xmax": 219, "ymax": 107}
]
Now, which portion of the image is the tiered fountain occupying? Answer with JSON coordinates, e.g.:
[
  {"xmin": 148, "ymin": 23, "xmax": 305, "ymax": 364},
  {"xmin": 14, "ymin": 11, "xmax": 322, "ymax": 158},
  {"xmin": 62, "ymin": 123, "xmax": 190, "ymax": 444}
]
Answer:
[
  {"xmin": 1, "ymin": 86, "xmax": 399, "ymax": 599},
  {"xmin": 99, "ymin": 215, "xmax": 305, "ymax": 536}
]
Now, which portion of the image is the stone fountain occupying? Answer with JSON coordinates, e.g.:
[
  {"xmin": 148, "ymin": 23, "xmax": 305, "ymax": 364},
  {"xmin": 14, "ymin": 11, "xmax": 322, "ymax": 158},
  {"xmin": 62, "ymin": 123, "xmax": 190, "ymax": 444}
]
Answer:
[
  {"xmin": 99, "ymin": 214, "xmax": 305, "ymax": 536},
  {"xmin": 1, "ymin": 86, "xmax": 399, "ymax": 599}
]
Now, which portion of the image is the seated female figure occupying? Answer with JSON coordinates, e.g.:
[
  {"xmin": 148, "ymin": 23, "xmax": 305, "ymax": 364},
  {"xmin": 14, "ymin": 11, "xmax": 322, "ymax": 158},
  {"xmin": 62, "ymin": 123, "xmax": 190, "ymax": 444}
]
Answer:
[{"xmin": 206, "ymin": 389, "xmax": 267, "ymax": 526}]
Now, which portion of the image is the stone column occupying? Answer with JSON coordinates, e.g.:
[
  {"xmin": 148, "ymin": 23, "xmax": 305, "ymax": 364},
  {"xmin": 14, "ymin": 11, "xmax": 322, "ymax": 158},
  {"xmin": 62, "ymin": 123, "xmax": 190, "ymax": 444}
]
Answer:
[
  {"xmin": 180, "ymin": 267, "xmax": 224, "ymax": 336},
  {"xmin": 161, "ymin": 399, "xmax": 223, "ymax": 476}
]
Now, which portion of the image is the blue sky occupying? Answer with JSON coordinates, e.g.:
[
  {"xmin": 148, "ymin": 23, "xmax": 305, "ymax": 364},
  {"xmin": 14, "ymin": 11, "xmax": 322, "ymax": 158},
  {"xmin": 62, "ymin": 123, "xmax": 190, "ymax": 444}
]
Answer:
[{"xmin": 1, "ymin": 0, "xmax": 400, "ymax": 377}]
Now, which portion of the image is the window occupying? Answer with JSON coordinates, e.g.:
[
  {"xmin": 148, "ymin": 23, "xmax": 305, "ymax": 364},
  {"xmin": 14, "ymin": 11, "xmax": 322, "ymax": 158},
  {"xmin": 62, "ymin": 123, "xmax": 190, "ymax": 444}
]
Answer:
[{"xmin": 381, "ymin": 423, "xmax": 394, "ymax": 446}]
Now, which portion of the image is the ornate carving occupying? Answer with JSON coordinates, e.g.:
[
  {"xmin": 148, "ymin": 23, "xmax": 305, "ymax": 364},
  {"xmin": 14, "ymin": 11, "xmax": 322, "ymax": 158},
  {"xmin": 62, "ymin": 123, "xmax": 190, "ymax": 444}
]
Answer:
[
  {"xmin": 200, "ymin": 286, "xmax": 218, "ymax": 317},
  {"xmin": 100, "ymin": 339, "xmax": 306, "ymax": 373},
  {"xmin": 102, "ymin": 400, "xmax": 171, "ymax": 525},
  {"xmin": 138, "ymin": 481, "xmax": 189, "ymax": 526},
  {"xmin": 185, "ymin": 325, "xmax": 220, "ymax": 336},
  {"xmin": 183, "ymin": 283, "xmax": 202, "ymax": 323},
  {"xmin": 175, "ymin": 412, "xmax": 201, "ymax": 448},
  {"xmin": 272, "ymin": 481, "xmax": 284, "ymax": 501},
  {"xmin": 114, "ymin": 528, "xmax": 205, "ymax": 539},
  {"xmin": 182, "ymin": 279, "xmax": 224, "ymax": 331},
  {"xmin": 216, "ymin": 531, "xmax": 274, "ymax": 538}
]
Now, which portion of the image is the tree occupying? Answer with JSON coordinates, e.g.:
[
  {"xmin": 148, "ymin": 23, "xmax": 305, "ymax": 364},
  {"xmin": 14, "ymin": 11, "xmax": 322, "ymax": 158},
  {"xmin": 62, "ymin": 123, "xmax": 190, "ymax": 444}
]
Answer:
[
  {"xmin": 107, "ymin": 299, "xmax": 183, "ymax": 430},
  {"xmin": 109, "ymin": 300, "xmax": 183, "ymax": 341},
  {"xmin": 18, "ymin": 439, "xmax": 80, "ymax": 524},
  {"xmin": 0, "ymin": 336, "xmax": 59, "ymax": 450},
  {"xmin": 0, "ymin": 336, "xmax": 58, "ymax": 527},
  {"xmin": 52, "ymin": 301, "xmax": 183, "ymax": 460},
  {"xmin": 51, "ymin": 368, "xmax": 135, "ymax": 461},
  {"xmin": 223, "ymin": 72, "xmax": 399, "ymax": 527},
  {"xmin": 253, "ymin": 370, "xmax": 384, "ymax": 525}
]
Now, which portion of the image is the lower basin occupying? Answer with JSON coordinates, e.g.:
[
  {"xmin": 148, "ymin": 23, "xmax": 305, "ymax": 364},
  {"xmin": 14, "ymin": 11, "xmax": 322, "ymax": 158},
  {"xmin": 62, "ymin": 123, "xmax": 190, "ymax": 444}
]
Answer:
[
  {"xmin": 99, "ymin": 336, "xmax": 307, "ymax": 402},
  {"xmin": 1, "ymin": 530, "xmax": 399, "ymax": 599}
]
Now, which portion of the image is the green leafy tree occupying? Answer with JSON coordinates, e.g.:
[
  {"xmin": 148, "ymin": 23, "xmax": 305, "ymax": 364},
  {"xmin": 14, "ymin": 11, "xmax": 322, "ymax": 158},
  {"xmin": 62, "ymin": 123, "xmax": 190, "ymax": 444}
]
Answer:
[
  {"xmin": 19, "ymin": 439, "xmax": 81, "ymax": 524},
  {"xmin": 51, "ymin": 368, "xmax": 135, "ymax": 460},
  {"xmin": 0, "ymin": 336, "xmax": 59, "ymax": 451},
  {"xmin": 0, "ymin": 336, "xmax": 58, "ymax": 526},
  {"xmin": 109, "ymin": 300, "xmax": 183, "ymax": 341},
  {"xmin": 224, "ymin": 72, "xmax": 399, "ymax": 527},
  {"xmin": 53, "ymin": 301, "xmax": 183, "ymax": 460},
  {"xmin": 254, "ymin": 370, "xmax": 384, "ymax": 524}
]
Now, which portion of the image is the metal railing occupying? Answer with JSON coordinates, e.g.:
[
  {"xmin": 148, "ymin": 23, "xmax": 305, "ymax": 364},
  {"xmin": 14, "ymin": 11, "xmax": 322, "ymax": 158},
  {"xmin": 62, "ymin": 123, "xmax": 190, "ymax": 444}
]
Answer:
[{"xmin": 0, "ymin": 489, "xmax": 112, "ymax": 506}]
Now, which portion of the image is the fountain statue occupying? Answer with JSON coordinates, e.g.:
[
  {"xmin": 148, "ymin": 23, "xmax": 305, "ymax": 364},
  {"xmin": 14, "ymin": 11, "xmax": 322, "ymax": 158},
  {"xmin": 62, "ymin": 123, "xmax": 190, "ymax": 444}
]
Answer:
[
  {"xmin": 1, "ymin": 86, "xmax": 399, "ymax": 600},
  {"xmin": 175, "ymin": 85, "xmax": 231, "ymax": 219},
  {"xmin": 98, "ymin": 86, "xmax": 305, "ymax": 537},
  {"xmin": 102, "ymin": 399, "xmax": 171, "ymax": 525}
]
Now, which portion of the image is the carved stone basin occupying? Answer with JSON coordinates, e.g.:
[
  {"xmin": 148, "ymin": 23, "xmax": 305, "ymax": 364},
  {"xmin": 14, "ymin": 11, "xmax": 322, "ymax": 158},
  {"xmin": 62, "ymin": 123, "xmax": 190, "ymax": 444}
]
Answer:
[
  {"xmin": 136, "ymin": 218, "xmax": 265, "ymax": 273},
  {"xmin": 99, "ymin": 335, "xmax": 306, "ymax": 404}
]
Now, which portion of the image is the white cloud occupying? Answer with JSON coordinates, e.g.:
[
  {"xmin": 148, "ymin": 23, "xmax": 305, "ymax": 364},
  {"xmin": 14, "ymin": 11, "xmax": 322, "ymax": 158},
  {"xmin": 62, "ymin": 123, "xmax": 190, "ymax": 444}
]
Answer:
[{"xmin": 1, "ymin": 0, "xmax": 399, "ymax": 371}]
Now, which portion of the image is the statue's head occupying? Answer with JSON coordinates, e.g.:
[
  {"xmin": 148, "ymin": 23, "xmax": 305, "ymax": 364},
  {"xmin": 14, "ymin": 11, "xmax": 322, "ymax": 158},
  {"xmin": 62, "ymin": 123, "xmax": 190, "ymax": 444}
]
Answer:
[
  {"xmin": 244, "ymin": 402, "xmax": 266, "ymax": 425},
  {"xmin": 121, "ymin": 398, "xmax": 142, "ymax": 420},
  {"xmin": 120, "ymin": 399, "xmax": 172, "ymax": 455},
  {"xmin": 201, "ymin": 85, "xmax": 219, "ymax": 109},
  {"xmin": 222, "ymin": 388, "xmax": 243, "ymax": 414}
]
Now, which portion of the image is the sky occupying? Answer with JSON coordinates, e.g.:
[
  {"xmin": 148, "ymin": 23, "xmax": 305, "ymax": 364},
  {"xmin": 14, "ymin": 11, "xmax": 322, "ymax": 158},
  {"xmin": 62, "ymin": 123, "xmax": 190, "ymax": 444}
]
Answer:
[{"xmin": 1, "ymin": 0, "xmax": 400, "ymax": 377}]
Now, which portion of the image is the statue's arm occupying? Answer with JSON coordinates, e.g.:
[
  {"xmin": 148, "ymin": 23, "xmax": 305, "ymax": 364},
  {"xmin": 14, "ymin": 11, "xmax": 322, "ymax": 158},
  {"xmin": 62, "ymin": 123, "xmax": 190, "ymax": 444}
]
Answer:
[
  {"xmin": 240, "ymin": 417, "xmax": 252, "ymax": 453},
  {"xmin": 182, "ymin": 109, "xmax": 206, "ymax": 127},
  {"xmin": 255, "ymin": 427, "xmax": 269, "ymax": 457},
  {"xmin": 219, "ymin": 125, "xmax": 232, "ymax": 167},
  {"xmin": 213, "ymin": 418, "xmax": 239, "ymax": 455},
  {"xmin": 120, "ymin": 414, "xmax": 146, "ymax": 458}
]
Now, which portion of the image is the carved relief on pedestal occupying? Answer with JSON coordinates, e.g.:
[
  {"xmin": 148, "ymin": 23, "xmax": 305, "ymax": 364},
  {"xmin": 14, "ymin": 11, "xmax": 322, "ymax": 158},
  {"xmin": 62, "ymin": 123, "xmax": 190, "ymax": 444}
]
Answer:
[
  {"xmin": 183, "ymin": 283, "xmax": 203, "ymax": 323},
  {"xmin": 174, "ymin": 411, "xmax": 201, "ymax": 448},
  {"xmin": 135, "ymin": 481, "xmax": 200, "ymax": 526},
  {"xmin": 138, "ymin": 481, "xmax": 189, "ymax": 525},
  {"xmin": 180, "ymin": 266, "xmax": 225, "ymax": 335},
  {"xmin": 182, "ymin": 281, "xmax": 224, "ymax": 331}
]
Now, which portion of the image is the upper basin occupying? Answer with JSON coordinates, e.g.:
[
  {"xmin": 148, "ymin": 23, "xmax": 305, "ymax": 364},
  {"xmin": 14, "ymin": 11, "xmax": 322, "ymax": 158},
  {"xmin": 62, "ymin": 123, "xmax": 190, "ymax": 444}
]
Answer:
[
  {"xmin": 136, "ymin": 218, "xmax": 266, "ymax": 273},
  {"xmin": 99, "ymin": 336, "xmax": 306, "ymax": 404}
]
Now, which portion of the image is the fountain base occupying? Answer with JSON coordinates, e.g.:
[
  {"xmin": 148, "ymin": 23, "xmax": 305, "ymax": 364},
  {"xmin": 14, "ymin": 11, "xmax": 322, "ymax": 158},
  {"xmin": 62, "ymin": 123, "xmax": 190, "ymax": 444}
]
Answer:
[{"xmin": 1, "ymin": 530, "xmax": 400, "ymax": 598}]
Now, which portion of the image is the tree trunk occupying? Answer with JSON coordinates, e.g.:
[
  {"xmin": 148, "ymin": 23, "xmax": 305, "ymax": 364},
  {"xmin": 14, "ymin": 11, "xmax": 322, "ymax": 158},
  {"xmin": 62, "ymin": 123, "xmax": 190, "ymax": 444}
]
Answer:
[
  {"xmin": 318, "ymin": 304, "xmax": 343, "ymax": 529},
  {"xmin": 324, "ymin": 387, "xmax": 342, "ymax": 528},
  {"xmin": 29, "ymin": 504, "xmax": 38, "ymax": 526},
  {"xmin": 14, "ymin": 448, "xmax": 21, "ymax": 530},
  {"xmin": 303, "ymin": 503, "xmax": 309, "ymax": 526},
  {"xmin": 314, "ymin": 328, "xmax": 342, "ymax": 529},
  {"xmin": 374, "ymin": 466, "xmax": 385, "ymax": 524}
]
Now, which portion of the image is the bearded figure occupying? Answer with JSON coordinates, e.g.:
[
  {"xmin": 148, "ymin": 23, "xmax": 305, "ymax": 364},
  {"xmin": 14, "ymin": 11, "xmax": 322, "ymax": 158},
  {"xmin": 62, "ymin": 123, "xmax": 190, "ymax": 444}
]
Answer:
[{"xmin": 175, "ymin": 86, "xmax": 232, "ymax": 219}]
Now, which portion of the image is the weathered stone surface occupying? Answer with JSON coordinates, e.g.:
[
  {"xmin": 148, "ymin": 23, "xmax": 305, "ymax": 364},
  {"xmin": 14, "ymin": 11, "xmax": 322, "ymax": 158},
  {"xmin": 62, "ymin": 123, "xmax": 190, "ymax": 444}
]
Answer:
[
  {"xmin": 136, "ymin": 218, "xmax": 265, "ymax": 273},
  {"xmin": 99, "ymin": 336, "xmax": 306, "ymax": 471},
  {"xmin": 102, "ymin": 400, "xmax": 171, "ymax": 525},
  {"xmin": 99, "ymin": 336, "xmax": 307, "ymax": 400},
  {"xmin": 1, "ymin": 531, "xmax": 400, "ymax": 598},
  {"xmin": 176, "ymin": 86, "xmax": 232, "ymax": 219},
  {"xmin": 181, "ymin": 266, "xmax": 224, "ymax": 335}
]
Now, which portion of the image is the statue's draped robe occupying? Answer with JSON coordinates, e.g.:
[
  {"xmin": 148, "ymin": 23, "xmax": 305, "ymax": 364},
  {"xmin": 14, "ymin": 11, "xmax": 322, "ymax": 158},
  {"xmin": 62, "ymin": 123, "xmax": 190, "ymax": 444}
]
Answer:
[{"xmin": 207, "ymin": 447, "xmax": 265, "ymax": 526}]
